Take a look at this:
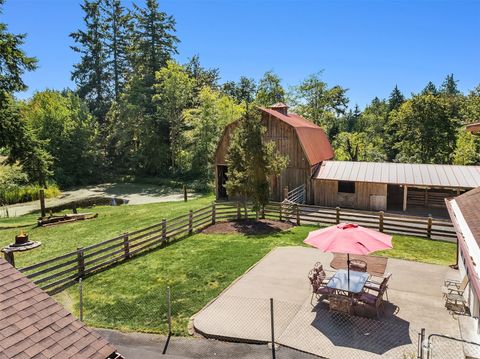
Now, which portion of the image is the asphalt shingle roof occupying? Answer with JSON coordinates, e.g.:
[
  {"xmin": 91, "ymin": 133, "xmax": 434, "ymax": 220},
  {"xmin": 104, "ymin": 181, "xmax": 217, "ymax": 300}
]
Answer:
[{"xmin": 0, "ymin": 258, "xmax": 118, "ymax": 359}]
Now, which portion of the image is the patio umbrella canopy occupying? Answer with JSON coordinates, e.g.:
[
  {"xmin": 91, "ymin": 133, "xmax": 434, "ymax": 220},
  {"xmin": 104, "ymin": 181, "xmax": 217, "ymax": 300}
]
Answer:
[{"xmin": 304, "ymin": 223, "xmax": 393, "ymax": 288}]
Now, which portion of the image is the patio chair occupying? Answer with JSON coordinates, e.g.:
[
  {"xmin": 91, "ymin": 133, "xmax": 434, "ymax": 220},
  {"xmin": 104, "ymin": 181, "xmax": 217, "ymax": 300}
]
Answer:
[
  {"xmin": 349, "ymin": 259, "xmax": 367, "ymax": 272},
  {"xmin": 443, "ymin": 276, "xmax": 469, "ymax": 315},
  {"xmin": 365, "ymin": 272, "xmax": 392, "ymax": 301},
  {"xmin": 329, "ymin": 294, "xmax": 354, "ymax": 315},
  {"xmin": 357, "ymin": 282, "xmax": 387, "ymax": 318},
  {"xmin": 309, "ymin": 270, "xmax": 333, "ymax": 304},
  {"xmin": 442, "ymin": 275, "xmax": 468, "ymax": 296}
]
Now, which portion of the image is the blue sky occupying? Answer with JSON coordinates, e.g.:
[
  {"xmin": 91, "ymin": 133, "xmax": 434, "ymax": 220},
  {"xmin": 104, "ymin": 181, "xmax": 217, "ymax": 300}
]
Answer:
[{"xmin": 2, "ymin": 0, "xmax": 480, "ymax": 108}]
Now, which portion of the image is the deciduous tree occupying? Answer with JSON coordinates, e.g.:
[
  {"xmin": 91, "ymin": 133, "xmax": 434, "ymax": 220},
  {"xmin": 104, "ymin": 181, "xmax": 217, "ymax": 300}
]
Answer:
[{"xmin": 255, "ymin": 71, "xmax": 285, "ymax": 106}]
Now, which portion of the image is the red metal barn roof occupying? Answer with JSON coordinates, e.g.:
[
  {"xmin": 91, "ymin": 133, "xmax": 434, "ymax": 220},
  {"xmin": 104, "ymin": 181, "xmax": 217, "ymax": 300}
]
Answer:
[
  {"xmin": 260, "ymin": 107, "xmax": 334, "ymax": 166},
  {"xmin": 0, "ymin": 258, "xmax": 119, "ymax": 359}
]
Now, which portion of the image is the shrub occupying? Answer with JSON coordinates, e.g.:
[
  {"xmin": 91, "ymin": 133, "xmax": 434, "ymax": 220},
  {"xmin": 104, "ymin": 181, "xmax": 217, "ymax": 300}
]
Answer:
[{"xmin": 0, "ymin": 184, "xmax": 60, "ymax": 205}]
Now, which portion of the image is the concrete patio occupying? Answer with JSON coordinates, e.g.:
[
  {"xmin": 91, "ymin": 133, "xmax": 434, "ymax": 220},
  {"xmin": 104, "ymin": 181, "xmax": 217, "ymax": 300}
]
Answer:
[{"xmin": 193, "ymin": 247, "xmax": 462, "ymax": 358}]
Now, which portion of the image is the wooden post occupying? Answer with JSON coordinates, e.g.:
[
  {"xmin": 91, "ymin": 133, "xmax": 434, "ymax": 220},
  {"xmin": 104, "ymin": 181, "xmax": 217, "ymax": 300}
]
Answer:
[
  {"xmin": 335, "ymin": 207, "xmax": 340, "ymax": 224},
  {"xmin": 188, "ymin": 210, "xmax": 193, "ymax": 235},
  {"xmin": 295, "ymin": 204, "xmax": 300, "ymax": 225},
  {"xmin": 4, "ymin": 251, "xmax": 14, "ymax": 267},
  {"xmin": 379, "ymin": 211, "xmax": 384, "ymax": 233},
  {"xmin": 261, "ymin": 205, "xmax": 265, "ymax": 219},
  {"xmin": 79, "ymin": 278, "xmax": 83, "ymax": 321},
  {"xmin": 283, "ymin": 186, "xmax": 289, "ymax": 201},
  {"xmin": 72, "ymin": 201, "xmax": 78, "ymax": 214},
  {"xmin": 427, "ymin": 215, "xmax": 433, "ymax": 239},
  {"xmin": 255, "ymin": 210, "xmax": 259, "ymax": 220},
  {"xmin": 183, "ymin": 185, "xmax": 187, "ymax": 202},
  {"xmin": 236, "ymin": 202, "xmax": 241, "ymax": 220},
  {"xmin": 123, "ymin": 233, "xmax": 130, "ymax": 259},
  {"xmin": 161, "ymin": 219, "xmax": 167, "ymax": 241},
  {"xmin": 403, "ymin": 185, "xmax": 408, "ymax": 212},
  {"xmin": 212, "ymin": 203, "xmax": 216, "ymax": 224},
  {"xmin": 279, "ymin": 202, "xmax": 283, "ymax": 221},
  {"xmin": 77, "ymin": 247, "xmax": 85, "ymax": 279},
  {"xmin": 39, "ymin": 189, "xmax": 46, "ymax": 218}
]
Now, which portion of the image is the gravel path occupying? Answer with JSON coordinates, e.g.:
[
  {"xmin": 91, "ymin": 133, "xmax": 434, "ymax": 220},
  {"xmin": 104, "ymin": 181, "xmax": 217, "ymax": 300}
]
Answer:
[{"xmin": 2, "ymin": 183, "xmax": 199, "ymax": 217}]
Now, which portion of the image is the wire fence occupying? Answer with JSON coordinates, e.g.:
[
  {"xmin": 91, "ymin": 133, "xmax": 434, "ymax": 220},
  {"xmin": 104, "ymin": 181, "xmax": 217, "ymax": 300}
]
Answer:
[
  {"xmin": 52, "ymin": 279, "xmax": 465, "ymax": 358},
  {"xmin": 423, "ymin": 334, "xmax": 480, "ymax": 359}
]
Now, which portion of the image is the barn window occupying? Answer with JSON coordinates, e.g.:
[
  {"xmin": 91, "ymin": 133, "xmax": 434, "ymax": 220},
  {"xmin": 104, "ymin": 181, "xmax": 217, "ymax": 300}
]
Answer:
[{"xmin": 338, "ymin": 181, "xmax": 355, "ymax": 194}]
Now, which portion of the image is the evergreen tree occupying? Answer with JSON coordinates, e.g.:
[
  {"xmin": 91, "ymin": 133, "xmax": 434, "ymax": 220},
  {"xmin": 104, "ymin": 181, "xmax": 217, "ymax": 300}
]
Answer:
[
  {"xmin": 225, "ymin": 108, "xmax": 288, "ymax": 213},
  {"xmin": 441, "ymin": 74, "xmax": 460, "ymax": 96},
  {"xmin": 388, "ymin": 85, "xmax": 405, "ymax": 111},
  {"xmin": 0, "ymin": 0, "xmax": 50, "ymax": 185},
  {"xmin": 255, "ymin": 71, "xmax": 285, "ymax": 106},
  {"xmin": 421, "ymin": 81, "xmax": 438, "ymax": 95},
  {"xmin": 131, "ymin": 0, "xmax": 178, "ymax": 103},
  {"xmin": 185, "ymin": 55, "xmax": 220, "ymax": 101},
  {"xmin": 71, "ymin": 0, "xmax": 110, "ymax": 123},
  {"xmin": 222, "ymin": 76, "xmax": 256, "ymax": 104},
  {"xmin": 102, "ymin": 0, "xmax": 132, "ymax": 101}
]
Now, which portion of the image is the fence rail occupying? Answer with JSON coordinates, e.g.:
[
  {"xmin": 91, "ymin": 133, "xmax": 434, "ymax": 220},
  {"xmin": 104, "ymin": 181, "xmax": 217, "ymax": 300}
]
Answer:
[
  {"xmin": 18, "ymin": 204, "xmax": 217, "ymax": 294},
  {"xmin": 16, "ymin": 201, "xmax": 456, "ymax": 294}
]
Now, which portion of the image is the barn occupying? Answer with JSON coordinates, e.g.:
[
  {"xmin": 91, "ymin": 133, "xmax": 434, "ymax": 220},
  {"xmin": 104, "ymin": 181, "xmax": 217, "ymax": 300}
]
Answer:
[
  {"xmin": 214, "ymin": 103, "xmax": 334, "ymax": 202},
  {"xmin": 214, "ymin": 103, "xmax": 480, "ymax": 215}
]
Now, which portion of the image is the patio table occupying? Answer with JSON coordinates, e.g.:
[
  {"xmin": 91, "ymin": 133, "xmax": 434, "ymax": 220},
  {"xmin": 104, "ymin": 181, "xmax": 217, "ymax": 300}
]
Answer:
[{"xmin": 326, "ymin": 269, "xmax": 369, "ymax": 294}]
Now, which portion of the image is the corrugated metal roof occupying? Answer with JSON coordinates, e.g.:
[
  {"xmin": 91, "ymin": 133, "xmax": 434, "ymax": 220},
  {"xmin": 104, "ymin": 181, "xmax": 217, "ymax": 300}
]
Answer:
[
  {"xmin": 260, "ymin": 108, "xmax": 334, "ymax": 165},
  {"xmin": 315, "ymin": 161, "xmax": 480, "ymax": 188}
]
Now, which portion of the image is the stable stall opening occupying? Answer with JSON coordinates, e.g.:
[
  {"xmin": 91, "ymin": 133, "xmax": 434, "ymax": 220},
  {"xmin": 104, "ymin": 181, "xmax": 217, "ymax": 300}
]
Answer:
[
  {"xmin": 217, "ymin": 165, "xmax": 228, "ymax": 199},
  {"xmin": 387, "ymin": 185, "xmax": 403, "ymax": 211}
]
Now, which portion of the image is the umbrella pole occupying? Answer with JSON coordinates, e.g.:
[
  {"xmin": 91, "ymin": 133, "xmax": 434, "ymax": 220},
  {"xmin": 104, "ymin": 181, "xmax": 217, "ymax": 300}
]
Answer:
[{"xmin": 347, "ymin": 253, "xmax": 350, "ymax": 292}]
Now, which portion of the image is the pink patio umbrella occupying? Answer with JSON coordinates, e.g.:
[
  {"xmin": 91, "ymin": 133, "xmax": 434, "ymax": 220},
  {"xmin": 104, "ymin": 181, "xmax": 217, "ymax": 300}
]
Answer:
[{"xmin": 304, "ymin": 223, "xmax": 393, "ymax": 289}]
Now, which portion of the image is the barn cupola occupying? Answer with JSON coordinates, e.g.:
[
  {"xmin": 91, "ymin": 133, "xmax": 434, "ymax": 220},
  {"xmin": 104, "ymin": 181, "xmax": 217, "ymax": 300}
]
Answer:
[{"xmin": 270, "ymin": 102, "xmax": 289, "ymax": 116}]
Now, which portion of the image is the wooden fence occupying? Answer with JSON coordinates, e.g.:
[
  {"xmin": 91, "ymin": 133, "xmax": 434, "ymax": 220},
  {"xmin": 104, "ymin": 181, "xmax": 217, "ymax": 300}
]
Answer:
[
  {"xmin": 214, "ymin": 202, "xmax": 456, "ymax": 241},
  {"xmin": 17, "ymin": 201, "xmax": 456, "ymax": 294}
]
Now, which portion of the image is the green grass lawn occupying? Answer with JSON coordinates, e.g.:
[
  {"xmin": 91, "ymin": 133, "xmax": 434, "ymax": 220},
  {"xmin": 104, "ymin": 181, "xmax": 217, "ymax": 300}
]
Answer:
[
  {"xmin": 0, "ymin": 194, "xmax": 215, "ymax": 268},
  {"xmin": 56, "ymin": 225, "xmax": 455, "ymax": 336},
  {"xmin": 1, "ymin": 198, "xmax": 456, "ymax": 336}
]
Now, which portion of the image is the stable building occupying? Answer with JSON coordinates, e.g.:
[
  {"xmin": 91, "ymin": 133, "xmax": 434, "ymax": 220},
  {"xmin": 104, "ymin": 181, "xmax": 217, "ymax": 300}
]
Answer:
[
  {"xmin": 313, "ymin": 161, "xmax": 480, "ymax": 213},
  {"xmin": 214, "ymin": 103, "xmax": 334, "ymax": 202}
]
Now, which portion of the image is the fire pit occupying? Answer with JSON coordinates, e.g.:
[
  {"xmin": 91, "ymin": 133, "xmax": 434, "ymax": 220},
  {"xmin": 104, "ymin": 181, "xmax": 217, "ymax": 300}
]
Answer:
[{"xmin": 1, "ymin": 231, "xmax": 41, "ymax": 267}]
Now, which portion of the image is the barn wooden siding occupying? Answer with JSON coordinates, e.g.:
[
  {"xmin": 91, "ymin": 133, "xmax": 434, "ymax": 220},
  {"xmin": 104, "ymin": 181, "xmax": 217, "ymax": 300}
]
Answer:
[
  {"xmin": 214, "ymin": 112, "xmax": 314, "ymax": 202},
  {"xmin": 313, "ymin": 179, "xmax": 388, "ymax": 211}
]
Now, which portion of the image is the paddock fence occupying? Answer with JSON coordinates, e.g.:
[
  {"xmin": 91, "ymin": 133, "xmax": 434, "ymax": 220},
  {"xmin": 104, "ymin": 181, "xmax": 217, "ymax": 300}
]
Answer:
[{"xmin": 15, "ymin": 201, "xmax": 455, "ymax": 295}]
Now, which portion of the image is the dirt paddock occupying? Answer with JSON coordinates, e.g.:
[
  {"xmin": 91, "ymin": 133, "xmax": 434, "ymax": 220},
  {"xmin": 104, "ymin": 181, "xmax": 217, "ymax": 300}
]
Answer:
[{"xmin": 201, "ymin": 219, "xmax": 294, "ymax": 235}]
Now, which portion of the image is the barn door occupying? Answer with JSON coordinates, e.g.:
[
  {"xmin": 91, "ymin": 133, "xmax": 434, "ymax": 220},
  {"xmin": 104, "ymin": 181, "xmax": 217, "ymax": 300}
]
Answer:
[{"xmin": 217, "ymin": 165, "xmax": 228, "ymax": 199}]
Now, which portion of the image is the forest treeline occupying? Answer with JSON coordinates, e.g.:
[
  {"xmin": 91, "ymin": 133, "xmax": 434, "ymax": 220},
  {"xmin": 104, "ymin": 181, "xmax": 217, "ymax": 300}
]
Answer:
[{"xmin": 1, "ymin": 0, "xmax": 479, "ymax": 195}]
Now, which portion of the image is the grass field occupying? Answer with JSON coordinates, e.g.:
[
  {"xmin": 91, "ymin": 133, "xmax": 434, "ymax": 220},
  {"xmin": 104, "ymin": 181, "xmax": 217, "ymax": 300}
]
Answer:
[
  {"xmin": 1, "ymin": 198, "xmax": 456, "ymax": 335},
  {"xmin": 0, "ymin": 194, "xmax": 215, "ymax": 268}
]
